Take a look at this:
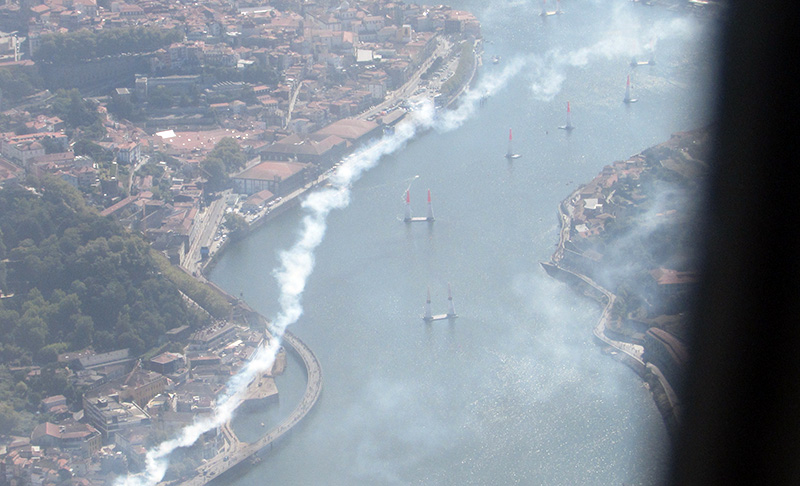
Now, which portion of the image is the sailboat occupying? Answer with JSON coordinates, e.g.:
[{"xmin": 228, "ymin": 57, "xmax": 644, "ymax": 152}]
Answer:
[
  {"xmin": 623, "ymin": 74, "xmax": 638, "ymax": 104},
  {"xmin": 505, "ymin": 128, "xmax": 521, "ymax": 159},
  {"xmin": 558, "ymin": 101, "xmax": 575, "ymax": 131}
]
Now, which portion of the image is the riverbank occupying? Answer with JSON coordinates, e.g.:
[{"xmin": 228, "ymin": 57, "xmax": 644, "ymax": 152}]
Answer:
[
  {"xmin": 196, "ymin": 36, "xmax": 483, "ymax": 276},
  {"xmin": 174, "ymin": 32, "xmax": 483, "ymax": 485},
  {"xmin": 540, "ymin": 129, "xmax": 712, "ymax": 439}
]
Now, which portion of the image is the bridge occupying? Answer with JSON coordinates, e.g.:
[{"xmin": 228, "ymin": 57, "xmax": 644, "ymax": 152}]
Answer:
[{"xmin": 175, "ymin": 330, "xmax": 322, "ymax": 485}]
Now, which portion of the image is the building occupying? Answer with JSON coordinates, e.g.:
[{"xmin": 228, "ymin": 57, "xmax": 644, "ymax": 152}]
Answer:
[
  {"xmin": 81, "ymin": 395, "xmax": 151, "ymax": 441},
  {"xmin": 312, "ymin": 117, "xmax": 381, "ymax": 147},
  {"xmin": 135, "ymin": 74, "xmax": 202, "ymax": 98},
  {"xmin": 0, "ymin": 133, "xmax": 68, "ymax": 167},
  {"xmin": 242, "ymin": 189, "xmax": 275, "ymax": 211},
  {"xmin": 0, "ymin": 157, "xmax": 23, "ymax": 185},
  {"xmin": 165, "ymin": 325, "xmax": 191, "ymax": 342},
  {"xmin": 30, "ymin": 423, "xmax": 102, "ymax": 457},
  {"xmin": 232, "ymin": 160, "xmax": 309, "ymax": 196},
  {"xmin": 188, "ymin": 322, "xmax": 237, "ymax": 350},
  {"xmin": 258, "ymin": 132, "xmax": 347, "ymax": 167},
  {"xmin": 147, "ymin": 352, "xmax": 185, "ymax": 375},
  {"xmin": 649, "ymin": 267, "xmax": 699, "ymax": 297},
  {"xmin": 118, "ymin": 369, "xmax": 169, "ymax": 408},
  {"xmin": 114, "ymin": 427, "xmax": 149, "ymax": 470},
  {"xmin": 39, "ymin": 395, "xmax": 67, "ymax": 414},
  {"xmin": 74, "ymin": 349, "xmax": 133, "ymax": 371}
]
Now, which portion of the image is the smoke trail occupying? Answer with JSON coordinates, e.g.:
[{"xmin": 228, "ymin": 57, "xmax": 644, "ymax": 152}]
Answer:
[
  {"xmin": 403, "ymin": 174, "xmax": 420, "ymax": 200},
  {"xmin": 117, "ymin": 54, "xmax": 525, "ymax": 486},
  {"xmin": 527, "ymin": 4, "xmax": 700, "ymax": 101}
]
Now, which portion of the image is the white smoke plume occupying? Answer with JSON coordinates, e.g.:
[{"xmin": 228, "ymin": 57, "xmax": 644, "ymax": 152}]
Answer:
[
  {"xmin": 527, "ymin": 4, "xmax": 699, "ymax": 101},
  {"xmin": 116, "ymin": 54, "xmax": 526, "ymax": 486}
]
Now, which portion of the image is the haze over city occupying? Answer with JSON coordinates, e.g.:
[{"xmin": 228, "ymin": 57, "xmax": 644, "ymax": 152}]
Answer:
[{"xmin": 0, "ymin": 0, "xmax": 720, "ymax": 484}]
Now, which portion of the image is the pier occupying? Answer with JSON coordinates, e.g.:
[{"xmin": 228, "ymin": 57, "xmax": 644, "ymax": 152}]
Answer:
[{"xmin": 174, "ymin": 330, "xmax": 322, "ymax": 485}]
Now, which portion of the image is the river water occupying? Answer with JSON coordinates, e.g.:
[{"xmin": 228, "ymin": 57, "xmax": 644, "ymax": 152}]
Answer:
[{"xmin": 208, "ymin": 1, "xmax": 717, "ymax": 484}]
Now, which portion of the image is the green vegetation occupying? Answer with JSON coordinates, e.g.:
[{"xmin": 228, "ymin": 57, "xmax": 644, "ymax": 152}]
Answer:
[
  {"xmin": 0, "ymin": 65, "xmax": 45, "ymax": 103},
  {"xmin": 440, "ymin": 41, "xmax": 475, "ymax": 97},
  {"xmin": 73, "ymin": 139, "xmax": 114, "ymax": 162},
  {"xmin": 32, "ymin": 26, "xmax": 184, "ymax": 65},
  {"xmin": 223, "ymin": 213, "xmax": 249, "ymax": 241},
  {"xmin": 107, "ymin": 91, "xmax": 146, "ymax": 122},
  {"xmin": 151, "ymin": 252, "xmax": 231, "ymax": 320},
  {"xmin": 0, "ymin": 176, "xmax": 215, "ymax": 359},
  {"xmin": 0, "ymin": 366, "xmax": 39, "ymax": 436},
  {"xmin": 0, "ymin": 177, "xmax": 235, "ymax": 434},
  {"xmin": 200, "ymin": 138, "xmax": 248, "ymax": 192},
  {"xmin": 49, "ymin": 89, "xmax": 106, "ymax": 140},
  {"xmin": 421, "ymin": 57, "xmax": 444, "ymax": 80}
]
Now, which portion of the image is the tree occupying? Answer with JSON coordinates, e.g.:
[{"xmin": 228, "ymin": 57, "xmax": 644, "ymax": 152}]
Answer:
[
  {"xmin": 33, "ymin": 27, "xmax": 184, "ymax": 65},
  {"xmin": 148, "ymin": 86, "xmax": 173, "ymax": 109},
  {"xmin": 0, "ymin": 66, "xmax": 44, "ymax": 102},
  {"xmin": 73, "ymin": 140, "xmax": 113, "ymax": 162},
  {"xmin": 71, "ymin": 315, "xmax": 94, "ymax": 349},
  {"xmin": 0, "ymin": 402, "xmax": 19, "ymax": 435},
  {"xmin": 36, "ymin": 343, "xmax": 67, "ymax": 364},
  {"xmin": 200, "ymin": 157, "xmax": 229, "ymax": 192},
  {"xmin": 50, "ymin": 89, "xmax": 100, "ymax": 128},
  {"xmin": 223, "ymin": 213, "xmax": 248, "ymax": 240},
  {"xmin": 206, "ymin": 137, "xmax": 247, "ymax": 172}
]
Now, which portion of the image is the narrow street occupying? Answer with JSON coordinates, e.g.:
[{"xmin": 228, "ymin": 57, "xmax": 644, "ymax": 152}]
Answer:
[{"xmin": 182, "ymin": 190, "xmax": 230, "ymax": 278}]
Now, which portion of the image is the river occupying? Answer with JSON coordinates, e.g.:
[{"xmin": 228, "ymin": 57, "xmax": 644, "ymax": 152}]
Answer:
[{"xmin": 208, "ymin": 0, "xmax": 717, "ymax": 484}]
